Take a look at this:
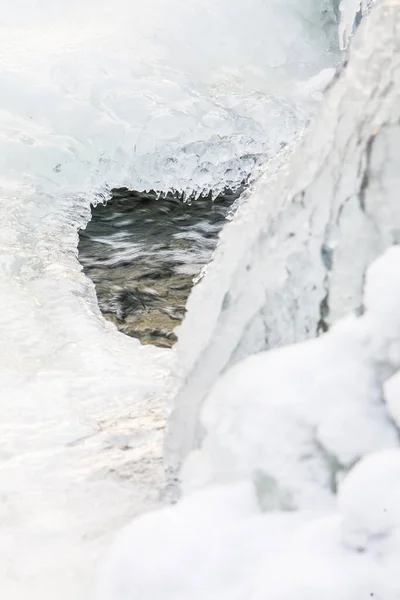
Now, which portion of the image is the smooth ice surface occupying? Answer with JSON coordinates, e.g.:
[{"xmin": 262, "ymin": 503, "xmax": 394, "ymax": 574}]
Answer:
[
  {"xmin": 0, "ymin": 0, "xmax": 340, "ymax": 597},
  {"xmin": 100, "ymin": 249, "xmax": 400, "ymax": 600},
  {"xmin": 167, "ymin": 0, "xmax": 400, "ymax": 474}
]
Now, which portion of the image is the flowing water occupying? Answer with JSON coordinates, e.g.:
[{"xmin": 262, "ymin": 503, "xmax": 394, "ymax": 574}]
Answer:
[{"xmin": 78, "ymin": 188, "xmax": 240, "ymax": 347}]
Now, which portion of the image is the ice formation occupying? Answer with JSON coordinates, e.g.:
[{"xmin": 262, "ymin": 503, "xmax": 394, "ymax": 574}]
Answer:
[
  {"xmin": 0, "ymin": 0, "xmax": 337, "ymax": 198},
  {"xmin": 0, "ymin": 0, "xmax": 341, "ymax": 597},
  {"xmin": 100, "ymin": 246, "xmax": 400, "ymax": 599},
  {"xmin": 100, "ymin": 1, "xmax": 400, "ymax": 598},
  {"xmin": 181, "ymin": 247, "xmax": 400, "ymax": 503},
  {"xmin": 338, "ymin": 0, "xmax": 378, "ymax": 49},
  {"xmin": 167, "ymin": 0, "xmax": 400, "ymax": 475},
  {"xmin": 1, "ymin": 0, "xmax": 399, "ymax": 598}
]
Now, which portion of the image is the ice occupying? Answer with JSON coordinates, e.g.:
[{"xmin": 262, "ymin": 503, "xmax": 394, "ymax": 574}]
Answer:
[
  {"xmin": 100, "ymin": 248, "xmax": 400, "ymax": 600},
  {"xmin": 97, "ymin": 2, "xmax": 400, "ymax": 597},
  {"xmin": 0, "ymin": 0, "xmax": 341, "ymax": 597},
  {"xmin": 166, "ymin": 0, "xmax": 400, "ymax": 475},
  {"xmin": 0, "ymin": 0, "xmax": 338, "ymax": 198},
  {"xmin": 1, "ymin": 0, "xmax": 398, "ymax": 597},
  {"xmin": 180, "ymin": 247, "xmax": 400, "ymax": 507},
  {"xmin": 338, "ymin": 0, "xmax": 378, "ymax": 49}
]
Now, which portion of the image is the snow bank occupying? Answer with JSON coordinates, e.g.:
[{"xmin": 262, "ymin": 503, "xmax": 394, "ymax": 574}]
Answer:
[
  {"xmin": 167, "ymin": 0, "xmax": 400, "ymax": 475},
  {"xmin": 98, "ymin": 2, "xmax": 400, "ymax": 597},
  {"xmin": 181, "ymin": 247, "xmax": 400, "ymax": 505},
  {"xmin": 99, "ymin": 246, "xmax": 400, "ymax": 600}
]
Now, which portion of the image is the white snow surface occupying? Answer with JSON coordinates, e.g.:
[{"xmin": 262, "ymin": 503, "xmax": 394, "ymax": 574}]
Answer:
[
  {"xmin": 99, "ymin": 2, "xmax": 400, "ymax": 599},
  {"xmin": 0, "ymin": 0, "xmax": 341, "ymax": 598},
  {"xmin": 100, "ymin": 243, "xmax": 400, "ymax": 600},
  {"xmin": 181, "ymin": 247, "xmax": 400, "ymax": 504},
  {"xmin": 167, "ymin": 0, "xmax": 400, "ymax": 474},
  {"xmin": 1, "ymin": 0, "xmax": 398, "ymax": 599}
]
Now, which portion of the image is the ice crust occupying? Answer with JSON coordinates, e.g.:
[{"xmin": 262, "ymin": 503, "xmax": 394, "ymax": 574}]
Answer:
[
  {"xmin": 167, "ymin": 0, "xmax": 400, "ymax": 474},
  {"xmin": 99, "ymin": 2, "xmax": 400, "ymax": 599},
  {"xmin": 1, "ymin": 0, "xmax": 397, "ymax": 598},
  {"xmin": 101, "ymin": 208, "xmax": 400, "ymax": 600}
]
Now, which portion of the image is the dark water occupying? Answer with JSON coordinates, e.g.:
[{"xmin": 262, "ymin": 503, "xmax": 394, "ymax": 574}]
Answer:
[{"xmin": 78, "ymin": 188, "xmax": 240, "ymax": 347}]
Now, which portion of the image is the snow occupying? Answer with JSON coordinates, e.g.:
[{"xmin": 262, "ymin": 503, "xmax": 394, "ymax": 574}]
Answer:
[
  {"xmin": 166, "ymin": 0, "xmax": 400, "ymax": 476},
  {"xmin": 0, "ymin": 0, "xmax": 341, "ymax": 597},
  {"xmin": 339, "ymin": 450, "xmax": 400, "ymax": 553},
  {"xmin": 97, "ymin": 2, "xmax": 400, "ymax": 598},
  {"xmin": 338, "ymin": 0, "xmax": 378, "ymax": 49},
  {"xmin": 100, "ymin": 454, "xmax": 400, "ymax": 600},
  {"xmin": 180, "ymin": 248, "xmax": 400, "ymax": 507},
  {"xmin": 100, "ymin": 247, "xmax": 400, "ymax": 600},
  {"xmin": 98, "ymin": 480, "xmax": 307, "ymax": 600},
  {"xmin": 1, "ymin": 0, "xmax": 399, "ymax": 598}
]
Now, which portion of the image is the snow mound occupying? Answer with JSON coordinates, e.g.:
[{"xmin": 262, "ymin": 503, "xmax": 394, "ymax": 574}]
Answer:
[
  {"xmin": 99, "ymin": 247, "xmax": 400, "ymax": 600},
  {"xmin": 181, "ymin": 247, "xmax": 400, "ymax": 508}
]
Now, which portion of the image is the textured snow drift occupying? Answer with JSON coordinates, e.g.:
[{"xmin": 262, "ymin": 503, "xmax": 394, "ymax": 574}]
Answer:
[{"xmin": 100, "ymin": 247, "xmax": 400, "ymax": 599}]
